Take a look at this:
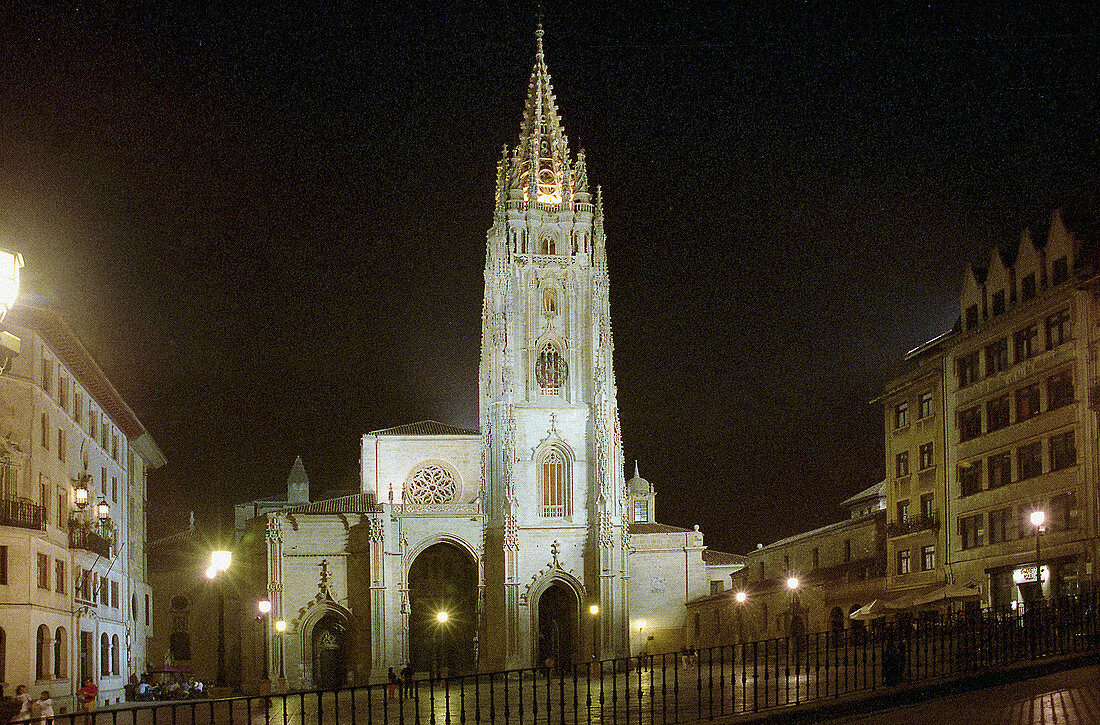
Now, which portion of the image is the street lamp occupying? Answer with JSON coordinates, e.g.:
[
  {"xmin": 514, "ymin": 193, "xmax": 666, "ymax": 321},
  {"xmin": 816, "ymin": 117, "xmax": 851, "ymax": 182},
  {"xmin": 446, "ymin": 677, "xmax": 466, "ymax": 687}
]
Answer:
[
  {"xmin": 434, "ymin": 611, "xmax": 450, "ymax": 678},
  {"xmin": 0, "ymin": 249, "xmax": 22, "ymax": 375},
  {"xmin": 274, "ymin": 620, "xmax": 287, "ymax": 685},
  {"xmin": 208, "ymin": 551, "xmax": 232, "ymax": 688},
  {"xmin": 257, "ymin": 599, "xmax": 272, "ymax": 689},
  {"xmin": 735, "ymin": 591, "xmax": 747, "ymax": 643},
  {"xmin": 786, "ymin": 576, "xmax": 801, "ymax": 639},
  {"xmin": 95, "ymin": 499, "xmax": 110, "ymax": 521},
  {"xmin": 589, "ymin": 604, "xmax": 599, "ymax": 659},
  {"xmin": 1031, "ymin": 510, "xmax": 1046, "ymax": 600}
]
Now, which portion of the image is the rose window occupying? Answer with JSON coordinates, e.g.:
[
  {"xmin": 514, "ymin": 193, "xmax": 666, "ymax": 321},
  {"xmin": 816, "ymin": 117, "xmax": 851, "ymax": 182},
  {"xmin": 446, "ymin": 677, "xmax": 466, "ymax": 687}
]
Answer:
[{"xmin": 405, "ymin": 465, "xmax": 458, "ymax": 504}]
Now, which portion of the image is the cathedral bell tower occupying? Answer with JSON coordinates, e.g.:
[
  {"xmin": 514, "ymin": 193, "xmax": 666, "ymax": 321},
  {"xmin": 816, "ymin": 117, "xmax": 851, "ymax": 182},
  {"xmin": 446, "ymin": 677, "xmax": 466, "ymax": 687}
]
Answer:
[{"xmin": 479, "ymin": 25, "xmax": 630, "ymax": 669}]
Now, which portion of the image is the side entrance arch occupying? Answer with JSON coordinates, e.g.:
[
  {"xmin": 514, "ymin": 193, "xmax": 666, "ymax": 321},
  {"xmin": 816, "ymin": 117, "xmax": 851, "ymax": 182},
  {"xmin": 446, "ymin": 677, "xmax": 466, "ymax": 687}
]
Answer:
[
  {"xmin": 536, "ymin": 581, "xmax": 579, "ymax": 667},
  {"xmin": 312, "ymin": 613, "xmax": 349, "ymax": 690}
]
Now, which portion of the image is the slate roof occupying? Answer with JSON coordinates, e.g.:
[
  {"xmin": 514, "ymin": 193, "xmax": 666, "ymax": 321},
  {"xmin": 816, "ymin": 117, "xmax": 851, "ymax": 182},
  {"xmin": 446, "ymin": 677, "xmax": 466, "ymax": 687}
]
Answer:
[
  {"xmin": 283, "ymin": 492, "xmax": 380, "ymax": 514},
  {"xmin": 370, "ymin": 420, "xmax": 479, "ymax": 436},
  {"xmin": 702, "ymin": 549, "xmax": 745, "ymax": 566}
]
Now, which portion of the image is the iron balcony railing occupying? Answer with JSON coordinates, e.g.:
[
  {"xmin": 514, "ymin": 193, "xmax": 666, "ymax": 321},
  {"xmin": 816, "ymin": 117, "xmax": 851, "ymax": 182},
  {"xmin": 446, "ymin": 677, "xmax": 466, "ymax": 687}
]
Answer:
[
  {"xmin": 0, "ymin": 495, "xmax": 45, "ymax": 531},
  {"xmin": 69, "ymin": 520, "xmax": 112, "ymax": 558},
  {"xmin": 887, "ymin": 513, "xmax": 940, "ymax": 537},
  {"xmin": 44, "ymin": 591, "xmax": 1100, "ymax": 724}
]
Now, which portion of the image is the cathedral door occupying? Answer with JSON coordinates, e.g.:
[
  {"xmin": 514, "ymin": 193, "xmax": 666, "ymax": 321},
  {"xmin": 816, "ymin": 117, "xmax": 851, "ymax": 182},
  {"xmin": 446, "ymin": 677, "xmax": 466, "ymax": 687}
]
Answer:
[
  {"xmin": 311, "ymin": 614, "xmax": 347, "ymax": 690},
  {"xmin": 537, "ymin": 582, "xmax": 577, "ymax": 667},
  {"xmin": 408, "ymin": 543, "xmax": 478, "ymax": 674}
]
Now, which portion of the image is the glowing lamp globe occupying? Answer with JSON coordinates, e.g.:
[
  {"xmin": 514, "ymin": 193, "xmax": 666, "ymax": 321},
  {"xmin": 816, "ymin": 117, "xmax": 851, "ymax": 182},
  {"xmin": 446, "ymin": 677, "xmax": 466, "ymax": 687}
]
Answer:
[
  {"xmin": 211, "ymin": 550, "xmax": 232, "ymax": 572},
  {"xmin": 1030, "ymin": 510, "xmax": 1046, "ymax": 528},
  {"xmin": 258, "ymin": 599, "xmax": 272, "ymax": 615},
  {"xmin": 436, "ymin": 611, "xmax": 449, "ymax": 624},
  {"xmin": 735, "ymin": 591, "xmax": 747, "ymax": 604},
  {"xmin": 0, "ymin": 250, "xmax": 22, "ymax": 320},
  {"xmin": 786, "ymin": 577, "xmax": 800, "ymax": 591},
  {"xmin": 275, "ymin": 620, "xmax": 287, "ymax": 633}
]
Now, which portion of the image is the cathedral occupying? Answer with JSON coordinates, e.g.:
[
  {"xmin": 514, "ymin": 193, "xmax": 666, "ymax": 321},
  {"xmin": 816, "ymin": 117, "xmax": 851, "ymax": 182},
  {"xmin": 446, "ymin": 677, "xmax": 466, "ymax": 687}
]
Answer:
[{"xmin": 239, "ymin": 27, "xmax": 740, "ymax": 690}]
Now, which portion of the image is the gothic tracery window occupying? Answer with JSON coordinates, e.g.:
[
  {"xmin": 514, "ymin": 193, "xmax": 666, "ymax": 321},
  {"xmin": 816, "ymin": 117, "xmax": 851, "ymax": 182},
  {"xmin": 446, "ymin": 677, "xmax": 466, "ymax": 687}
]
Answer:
[
  {"xmin": 536, "ymin": 342, "xmax": 567, "ymax": 395},
  {"xmin": 540, "ymin": 446, "xmax": 571, "ymax": 518},
  {"xmin": 405, "ymin": 464, "xmax": 458, "ymax": 505}
]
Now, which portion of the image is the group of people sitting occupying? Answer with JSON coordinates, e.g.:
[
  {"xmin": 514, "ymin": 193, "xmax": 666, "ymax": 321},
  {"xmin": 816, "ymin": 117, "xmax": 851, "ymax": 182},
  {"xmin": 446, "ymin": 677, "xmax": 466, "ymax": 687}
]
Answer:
[{"xmin": 131, "ymin": 677, "xmax": 205, "ymax": 701}]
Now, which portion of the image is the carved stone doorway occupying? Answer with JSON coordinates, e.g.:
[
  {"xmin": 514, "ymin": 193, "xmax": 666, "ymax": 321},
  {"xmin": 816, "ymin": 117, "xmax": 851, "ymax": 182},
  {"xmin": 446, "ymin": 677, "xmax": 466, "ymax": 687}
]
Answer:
[
  {"xmin": 537, "ymin": 582, "xmax": 577, "ymax": 667},
  {"xmin": 311, "ymin": 614, "xmax": 348, "ymax": 690}
]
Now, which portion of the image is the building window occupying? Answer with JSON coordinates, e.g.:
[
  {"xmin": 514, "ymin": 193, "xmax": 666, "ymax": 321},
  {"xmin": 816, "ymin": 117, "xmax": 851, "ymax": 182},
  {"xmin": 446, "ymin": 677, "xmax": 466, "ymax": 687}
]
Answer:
[
  {"xmin": 918, "ymin": 391, "xmax": 933, "ymax": 419},
  {"xmin": 37, "ymin": 625, "xmax": 50, "ymax": 680},
  {"xmin": 1018, "ymin": 441, "xmax": 1042, "ymax": 480},
  {"xmin": 100, "ymin": 576, "xmax": 109, "ymax": 606},
  {"xmin": 633, "ymin": 500, "xmax": 648, "ymax": 522},
  {"xmin": 1051, "ymin": 256, "xmax": 1069, "ymax": 286},
  {"xmin": 88, "ymin": 408, "xmax": 96, "ymax": 440},
  {"xmin": 894, "ymin": 402, "xmax": 909, "ymax": 429},
  {"xmin": 895, "ymin": 452, "xmax": 910, "ymax": 478},
  {"xmin": 986, "ymin": 338, "xmax": 1009, "ymax": 376},
  {"xmin": 1021, "ymin": 272, "xmax": 1037, "ymax": 302},
  {"xmin": 710, "ymin": 581, "xmax": 723, "ymax": 595},
  {"xmin": 965, "ymin": 304, "xmax": 979, "ymax": 330},
  {"xmin": 1050, "ymin": 431, "xmax": 1076, "ymax": 471},
  {"xmin": 41, "ymin": 359, "xmax": 52, "ymax": 394},
  {"xmin": 959, "ymin": 407, "xmax": 982, "ymax": 442},
  {"xmin": 1016, "ymin": 383, "xmax": 1041, "ymax": 421},
  {"xmin": 37, "ymin": 553, "xmax": 49, "ymax": 589},
  {"xmin": 145, "ymin": 594, "xmax": 150, "ymax": 626},
  {"xmin": 957, "ymin": 352, "xmax": 980, "ymax": 388},
  {"xmin": 897, "ymin": 499, "xmax": 910, "ymax": 524},
  {"xmin": 40, "ymin": 481, "xmax": 48, "ymax": 526},
  {"xmin": 111, "ymin": 580, "xmax": 119, "ymax": 609},
  {"xmin": 919, "ymin": 442, "xmax": 934, "ymax": 470},
  {"xmin": 988, "ymin": 508, "xmax": 1010, "ymax": 544},
  {"xmin": 57, "ymin": 429, "xmax": 65, "ymax": 462},
  {"xmin": 991, "ymin": 290, "xmax": 1006, "ymax": 316},
  {"xmin": 988, "ymin": 451, "xmax": 1011, "ymax": 489},
  {"xmin": 539, "ymin": 446, "xmax": 571, "ymax": 517},
  {"xmin": 1046, "ymin": 309, "xmax": 1071, "ymax": 349},
  {"xmin": 987, "ymin": 395, "xmax": 1010, "ymax": 432},
  {"xmin": 74, "ymin": 392, "xmax": 83, "ymax": 425},
  {"xmin": 920, "ymin": 493, "xmax": 934, "ymax": 521},
  {"xmin": 58, "ymin": 377, "xmax": 68, "ymax": 413},
  {"xmin": 960, "ymin": 461, "xmax": 982, "ymax": 497},
  {"xmin": 960, "ymin": 514, "xmax": 983, "ymax": 549},
  {"xmin": 53, "ymin": 628, "xmax": 67, "ymax": 679},
  {"xmin": 897, "ymin": 549, "xmax": 911, "ymax": 575},
  {"xmin": 100, "ymin": 634, "xmax": 110, "ymax": 676},
  {"xmin": 1014, "ymin": 324, "xmax": 1039, "ymax": 363},
  {"xmin": 57, "ymin": 491, "xmax": 65, "ymax": 530},
  {"xmin": 536, "ymin": 342, "xmax": 567, "ymax": 395},
  {"xmin": 921, "ymin": 545, "xmax": 935, "ymax": 571},
  {"xmin": 1051, "ymin": 491, "xmax": 1078, "ymax": 531},
  {"xmin": 111, "ymin": 634, "xmax": 120, "ymax": 675},
  {"xmin": 0, "ymin": 545, "xmax": 6, "ymax": 585},
  {"xmin": 40, "ymin": 412, "xmax": 48, "ymax": 449},
  {"xmin": 55, "ymin": 560, "xmax": 65, "ymax": 594},
  {"xmin": 1047, "ymin": 370, "xmax": 1074, "ymax": 410}
]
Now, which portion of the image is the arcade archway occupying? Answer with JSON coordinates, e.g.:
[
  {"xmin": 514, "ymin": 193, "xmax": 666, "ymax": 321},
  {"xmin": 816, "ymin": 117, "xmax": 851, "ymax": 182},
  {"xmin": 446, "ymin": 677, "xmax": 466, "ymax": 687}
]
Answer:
[{"xmin": 407, "ymin": 542, "xmax": 477, "ymax": 674}]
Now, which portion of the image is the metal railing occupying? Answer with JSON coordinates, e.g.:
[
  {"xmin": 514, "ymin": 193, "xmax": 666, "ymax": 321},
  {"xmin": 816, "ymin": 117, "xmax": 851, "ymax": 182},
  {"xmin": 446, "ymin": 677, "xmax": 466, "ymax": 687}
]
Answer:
[
  {"xmin": 50, "ymin": 593, "xmax": 1100, "ymax": 724},
  {"xmin": 69, "ymin": 522, "xmax": 112, "ymax": 558},
  {"xmin": 0, "ymin": 495, "xmax": 44, "ymax": 530}
]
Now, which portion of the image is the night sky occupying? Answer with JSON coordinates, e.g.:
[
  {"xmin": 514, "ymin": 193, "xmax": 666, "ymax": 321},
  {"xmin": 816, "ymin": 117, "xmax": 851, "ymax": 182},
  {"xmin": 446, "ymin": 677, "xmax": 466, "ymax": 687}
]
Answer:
[{"xmin": 1, "ymin": 3, "xmax": 1097, "ymax": 554}]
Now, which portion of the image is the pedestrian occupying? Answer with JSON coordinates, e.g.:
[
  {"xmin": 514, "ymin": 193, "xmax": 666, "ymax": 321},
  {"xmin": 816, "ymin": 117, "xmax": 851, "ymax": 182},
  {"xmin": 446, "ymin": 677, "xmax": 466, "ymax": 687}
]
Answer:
[
  {"xmin": 10, "ymin": 685, "xmax": 32, "ymax": 723},
  {"xmin": 401, "ymin": 662, "xmax": 414, "ymax": 697},
  {"xmin": 78, "ymin": 677, "xmax": 98, "ymax": 723},
  {"xmin": 387, "ymin": 667, "xmax": 398, "ymax": 698},
  {"xmin": 34, "ymin": 690, "xmax": 54, "ymax": 724}
]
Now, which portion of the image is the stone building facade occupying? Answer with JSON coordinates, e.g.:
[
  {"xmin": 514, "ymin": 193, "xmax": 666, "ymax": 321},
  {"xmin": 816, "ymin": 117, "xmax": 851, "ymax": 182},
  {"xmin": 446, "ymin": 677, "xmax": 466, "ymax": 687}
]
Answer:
[
  {"xmin": 0, "ymin": 300, "xmax": 164, "ymax": 710},
  {"xmin": 234, "ymin": 29, "xmax": 738, "ymax": 690},
  {"xmin": 881, "ymin": 208, "xmax": 1100, "ymax": 611}
]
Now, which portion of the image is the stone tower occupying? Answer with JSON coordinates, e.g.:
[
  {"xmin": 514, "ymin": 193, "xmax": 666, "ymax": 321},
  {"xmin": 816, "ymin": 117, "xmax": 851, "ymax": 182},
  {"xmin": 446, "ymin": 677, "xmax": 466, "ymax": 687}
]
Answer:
[{"xmin": 480, "ymin": 25, "xmax": 630, "ymax": 670}]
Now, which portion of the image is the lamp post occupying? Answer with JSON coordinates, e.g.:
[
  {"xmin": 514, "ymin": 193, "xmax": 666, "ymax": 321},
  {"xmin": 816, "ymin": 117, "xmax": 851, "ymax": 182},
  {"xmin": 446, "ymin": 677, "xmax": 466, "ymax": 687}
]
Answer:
[
  {"xmin": 434, "ymin": 611, "xmax": 449, "ymax": 678},
  {"xmin": 207, "ymin": 551, "xmax": 232, "ymax": 688},
  {"xmin": 274, "ymin": 620, "xmax": 287, "ymax": 688},
  {"xmin": 786, "ymin": 576, "xmax": 801, "ymax": 644},
  {"xmin": 257, "ymin": 599, "xmax": 272, "ymax": 692},
  {"xmin": 589, "ymin": 604, "xmax": 599, "ymax": 660},
  {"xmin": 1031, "ymin": 510, "xmax": 1046, "ymax": 600},
  {"xmin": 735, "ymin": 591, "xmax": 747, "ymax": 643}
]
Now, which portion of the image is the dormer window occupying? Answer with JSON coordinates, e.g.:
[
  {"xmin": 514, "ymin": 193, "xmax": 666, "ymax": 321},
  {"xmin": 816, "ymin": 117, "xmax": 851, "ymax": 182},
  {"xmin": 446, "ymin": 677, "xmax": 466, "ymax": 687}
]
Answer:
[{"xmin": 1021, "ymin": 273, "xmax": 1037, "ymax": 302}]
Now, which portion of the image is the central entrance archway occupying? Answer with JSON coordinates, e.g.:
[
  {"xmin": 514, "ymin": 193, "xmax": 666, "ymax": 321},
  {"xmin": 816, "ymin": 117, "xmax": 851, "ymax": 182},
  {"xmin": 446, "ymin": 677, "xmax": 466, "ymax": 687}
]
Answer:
[
  {"xmin": 408, "ymin": 542, "xmax": 477, "ymax": 675},
  {"xmin": 537, "ymin": 581, "xmax": 578, "ymax": 667}
]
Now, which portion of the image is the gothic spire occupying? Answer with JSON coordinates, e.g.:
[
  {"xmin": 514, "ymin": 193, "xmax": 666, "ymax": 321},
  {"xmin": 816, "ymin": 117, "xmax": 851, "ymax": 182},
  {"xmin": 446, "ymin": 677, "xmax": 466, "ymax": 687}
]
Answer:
[{"xmin": 512, "ymin": 22, "xmax": 571, "ymax": 206}]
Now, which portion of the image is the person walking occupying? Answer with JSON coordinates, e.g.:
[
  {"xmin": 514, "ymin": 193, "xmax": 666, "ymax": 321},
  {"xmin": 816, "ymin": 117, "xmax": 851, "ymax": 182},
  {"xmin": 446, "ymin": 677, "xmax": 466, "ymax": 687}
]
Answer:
[
  {"xmin": 78, "ymin": 678, "xmax": 98, "ymax": 723},
  {"xmin": 387, "ymin": 667, "xmax": 398, "ymax": 699},
  {"xmin": 401, "ymin": 662, "xmax": 414, "ymax": 698}
]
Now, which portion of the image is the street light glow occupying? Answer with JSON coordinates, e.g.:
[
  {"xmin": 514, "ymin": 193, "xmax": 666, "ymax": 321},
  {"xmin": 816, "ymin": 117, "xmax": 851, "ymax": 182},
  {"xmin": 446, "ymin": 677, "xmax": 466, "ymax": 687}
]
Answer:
[
  {"xmin": 637, "ymin": 620, "xmax": 647, "ymax": 631},
  {"xmin": 786, "ymin": 577, "xmax": 800, "ymax": 591},
  {"xmin": 436, "ymin": 611, "xmax": 449, "ymax": 624},
  {"xmin": 0, "ymin": 249, "xmax": 22, "ymax": 320},
  {"xmin": 275, "ymin": 620, "xmax": 287, "ymax": 633},
  {"xmin": 205, "ymin": 565, "xmax": 218, "ymax": 580},
  {"xmin": 589, "ymin": 604, "xmax": 599, "ymax": 616},
  {"xmin": 258, "ymin": 599, "xmax": 272, "ymax": 615},
  {"xmin": 1030, "ymin": 510, "xmax": 1046, "ymax": 528},
  {"xmin": 211, "ymin": 550, "xmax": 232, "ymax": 572},
  {"xmin": 735, "ymin": 591, "xmax": 747, "ymax": 604}
]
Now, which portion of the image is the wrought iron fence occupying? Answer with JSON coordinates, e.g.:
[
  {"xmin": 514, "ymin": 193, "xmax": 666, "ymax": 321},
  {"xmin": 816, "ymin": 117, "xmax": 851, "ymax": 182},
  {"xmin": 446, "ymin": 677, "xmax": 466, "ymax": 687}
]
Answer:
[
  {"xmin": 0, "ymin": 494, "xmax": 44, "ymax": 530},
  {"xmin": 50, "ymin": 593, "xmax": 1100, "ymax": 724}
]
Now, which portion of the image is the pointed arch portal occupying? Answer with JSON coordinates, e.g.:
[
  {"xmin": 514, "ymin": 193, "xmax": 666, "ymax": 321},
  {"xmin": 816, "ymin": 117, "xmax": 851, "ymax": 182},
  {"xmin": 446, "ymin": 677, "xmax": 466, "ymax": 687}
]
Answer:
[
  {"xmin": 537, "ymin": 581, "xmax": 579, "ymax": 667},
  {"xmin": 311, "ymin": 613, "xmax": 349, "ymax": 690},
  {"xmin": 408, "ymin": 543, "xmax": 478, "ymax": 674}
]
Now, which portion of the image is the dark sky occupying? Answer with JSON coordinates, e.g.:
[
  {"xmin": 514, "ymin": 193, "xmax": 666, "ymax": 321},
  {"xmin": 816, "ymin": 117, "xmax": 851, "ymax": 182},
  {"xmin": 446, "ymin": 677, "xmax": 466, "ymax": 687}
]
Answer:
[{"xmin": 1, "ymin": 3, "xmax": 1097, "ymax": 553}]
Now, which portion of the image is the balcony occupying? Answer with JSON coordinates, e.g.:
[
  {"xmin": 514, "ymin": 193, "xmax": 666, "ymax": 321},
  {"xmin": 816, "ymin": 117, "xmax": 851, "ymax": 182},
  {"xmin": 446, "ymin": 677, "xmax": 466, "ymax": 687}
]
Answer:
[
  {"xmin": 69, "ymin": 520, "xmax": 112, "ymax": 558},
  {"xmin": 887, "ymin": 513, "xmax": 940, "ymax": 538},
  {"xmin": 0, "ymin": 496, "xmax": 45, "ymax": 531}
]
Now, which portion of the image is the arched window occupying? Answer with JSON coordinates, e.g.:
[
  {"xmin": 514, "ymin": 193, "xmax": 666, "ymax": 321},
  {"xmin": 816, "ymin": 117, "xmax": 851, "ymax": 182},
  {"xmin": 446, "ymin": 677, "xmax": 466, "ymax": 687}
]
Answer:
[
  {"xmin": 54, "ymin": 627, "xmax": 67, "ymax": 678},
  {"xmin": 536, "ymin": 342, "xmax": 567, "ymax": 395},
  {"xmin": 111, "ymin": 634, "xmax": 120, "ymax": 675},
  {"xmin": 543, "ymin": 287, "xmax": 557, "ymax": 314},
  {"xmin": 539, "ymin": 446, "xmax": 571, "ymax": 518},
  {"xmin": 542, "ymin": 236, "xmax": 556, "ymax": 255},
  {"xmin": 404, "ymin": 464, "xmax": 458, "ymax": 505},
  {"xmin": 100, "ymin": 633, "xmax": 110, "ymax": 676},
  {"xmin": 36, "ymin": 625, "xmax": 50, "ymax": 680}
]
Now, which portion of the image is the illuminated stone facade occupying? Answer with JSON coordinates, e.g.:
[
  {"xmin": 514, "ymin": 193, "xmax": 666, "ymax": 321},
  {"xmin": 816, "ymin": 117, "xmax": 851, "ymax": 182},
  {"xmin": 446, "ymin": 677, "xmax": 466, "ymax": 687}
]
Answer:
[{"xmin": 0, "ymin": 301, "xmax": 164, "ymax": 710}]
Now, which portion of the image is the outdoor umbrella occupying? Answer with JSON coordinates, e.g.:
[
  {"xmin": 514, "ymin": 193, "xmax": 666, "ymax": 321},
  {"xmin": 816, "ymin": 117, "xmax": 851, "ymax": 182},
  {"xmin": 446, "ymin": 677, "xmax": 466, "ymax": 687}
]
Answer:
[
  {"xmin": 849, "ymin": 597, "xmax": 911, "ymax": 621},
  {"xmin": 911, "ymin": 583, "xmax": 980, "ymax": 607}
]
